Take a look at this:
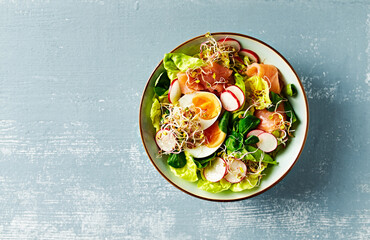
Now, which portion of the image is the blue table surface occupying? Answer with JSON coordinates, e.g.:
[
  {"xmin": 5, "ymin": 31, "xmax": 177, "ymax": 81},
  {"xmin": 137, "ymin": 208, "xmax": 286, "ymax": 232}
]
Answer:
[{"xmin": 0, "ymin": 0, "xmax": 369, "ymax": 239}]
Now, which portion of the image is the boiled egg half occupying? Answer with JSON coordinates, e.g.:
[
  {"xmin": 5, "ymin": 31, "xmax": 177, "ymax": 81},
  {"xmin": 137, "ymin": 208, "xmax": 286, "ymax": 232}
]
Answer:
[
  {"xmin": 178, "ymin": 92, "xmax": 222, "ymax": 130},
  {"xmin": 185, "ymin": 120, "xmax": 227, "ymax": 158},
  {"xmin": 178, "ymin": 92, "xmax": 226, "ymax": 158}
]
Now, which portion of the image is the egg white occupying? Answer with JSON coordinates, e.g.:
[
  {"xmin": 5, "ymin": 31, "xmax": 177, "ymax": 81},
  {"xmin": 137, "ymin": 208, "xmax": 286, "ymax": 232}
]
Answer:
[
  {"xmin": 178, "ymin": 92, "xmax": 222, "ymax": 130},
  {"xmin": 185, "ymin": 144, "xmax": 222, "ymax": 158}
]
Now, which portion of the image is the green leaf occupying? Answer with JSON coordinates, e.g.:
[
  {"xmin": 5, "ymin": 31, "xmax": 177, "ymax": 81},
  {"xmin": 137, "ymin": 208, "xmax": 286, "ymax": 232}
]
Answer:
[
  {"xmin": 284, "ymin": 101, "xmax": 297, "ymax": 123},
  {"xmin": 225, "ymin": 131, "xmax": 244, "ymax": 152},
  {"xmin": 193, "ymin": 153, "xmax": 216, "ymax": 169},
  {"xmin": 246, "ymin": 145, "xmax": 277, "ymax": 164},
  {"xmin": 267, "ymin": 92, "xmax": 283, "ymax": 112},
  {"xmin": 269, "ymin": 144, "xmax": 285, "ymax": 159},
  {"xmin": 244, "ymin": 135, "xmax": 259, "ymax": 145},
  {"xmin": 218, "ymin": 111, "xmax": 231, "ymax": 134},
  {"xmin": 154, "ymin": 72, "xmax": 170, "ymax": 96},
  {"xmin": 230, "ymin": 173, "xmax": 261, "ymax": 192},
  {"xmin": 283, "ymin": 84, "xmax": 298, "ymax": 97},
  {"xmin": 163, "ymin": 53, "xmax": 205, "ymax": 80},
  {"xmin": 234, "ymin": 73, "xmax": 246, "ymax": 110},
  {"xmin": 169, "ymin": 151, "xmax": 198, "ymax": 182},
  {"xmin": 238, "ymin": 115, "xmax": 261, "ymax": 136},
  {"xmin": 245, "ymin": 76, "xmax": 271, "ymax": 110},
  {"xmin": 150, "ymin": 97, "xmax": 161, "ymax": 132},
  {"xmin": 167, "ymin": 152, "xmax": 187, "ymax": 168},
  {"xmin": 231, "ymin": 148, "xmax": 256, "ymax": 161},
  {"xmin": 197, "ymin": 178, "xmax": 231, "ymax": 193},
  {"xmin": 266, "ymin": 92, "xmax": 298, "ymax": 124}
]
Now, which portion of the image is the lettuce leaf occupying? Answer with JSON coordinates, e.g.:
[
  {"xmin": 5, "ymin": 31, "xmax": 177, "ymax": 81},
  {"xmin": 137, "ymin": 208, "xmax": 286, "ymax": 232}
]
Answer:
[
  {"xmin": 232, "ymin": 106, "xmax": 255, "ymax": 121},
  {"xmin": 234, "ymin": 73, "xmax": 247, "ymax": 111},
  {"xmin": 150, "ymin": 96, "xmax": 161, "ymax": 132},
  {"xmin": 154, "ymin": 72, "xmax": 170, "ymax": 96},
  {"xmin": 169, "ymin": 151, "xmax": 198, "ymax": 182},
  {"xmin": 163, "ymin": 53, "xmax": 205, "ymax": 80},
  {"xmin": 234, "ymin": 73, "xmax": 246, "ymax": 98},
  {"xmin": 246, "ymin": 145, "xmax": 277, "ymax": 165},
  {"xmin": 230, "ymin": 174, "xmax": 260, "ymax": 192},
  {"xmin": 229, "ymin": 148, "xmax": 256, "ymax": 162},
  {"xmin": 197, "ymin": 178, "xmax": 231, "ymax": 193},
  {"xmin": 245, "ymin": 76, "xmax": 271, "ymax": 110},
  {"xmin": 158, "ymin": 93, "xmax": 169, "ymax": 104}
]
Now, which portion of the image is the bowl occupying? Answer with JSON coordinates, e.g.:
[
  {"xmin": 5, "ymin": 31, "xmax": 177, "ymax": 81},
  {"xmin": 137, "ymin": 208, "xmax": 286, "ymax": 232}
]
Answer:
[{"xmin": 139, "ymin": 32, "xmax": 309, "ymax": 201}]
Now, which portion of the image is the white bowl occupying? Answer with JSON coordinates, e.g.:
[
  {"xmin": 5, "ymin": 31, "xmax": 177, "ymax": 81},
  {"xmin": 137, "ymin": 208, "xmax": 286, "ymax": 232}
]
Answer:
[{"xmin": 140, "ymin": 32, "xmax": 309, "ymax": 201}]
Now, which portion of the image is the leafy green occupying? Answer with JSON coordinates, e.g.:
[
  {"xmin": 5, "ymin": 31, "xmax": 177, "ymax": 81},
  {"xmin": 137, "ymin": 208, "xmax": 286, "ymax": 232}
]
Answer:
[
  {"xmin": 154, "ymin": 72, "xmax": 170, "ymax": 96},
  {"xmin": 218, "ymin": 111, "xmax": 231, "ymax": 134},
  {"xmin": 193, "ymin": 153, "xmax": 216, "ymax": 169},
  {"xmin": 267, "ymin": 92, "xmax": 297, "ymax": 124},
  {"xmin": 267, "ymin": 92, "xmax": 284, "ymax": 112},
  {"xmin": 158, "ymin": 94, "xmax": 169, "ymax": 104},
  {"xmin": 225, "ymin": 131, "xmax": 244, "ymax": 152},
  {"xmin": 283, "ymin": 84, "xmax": 298, "ymax": 97},
  {"xmin": 163, "ymin": 53, "xmax": 205, "ymax": 80},
  {"xmin": 232, "ymin": 106, "xmax": 255, "ymax": 123},
  {"xmin": 232, "ymin": 148, "xmax": 256, "ymax": 162},
  {"xmin": 246, "ymin": 145, "xmax": 277, "ymax": 165},
  {"xmin": 244, "ymin": 135, "xmax": 259, "ymax": 145},
  {"xmin": 167, "ymin": 152, "xmax": 187, "ymax": 168},
  {"xmin": 271, "ymin": 130, "xmax": 281, "ymax": 138},
  {"xmin": 245, "ymin": 76, "xmax": 271, "ymax": 110},
  {"xmin": 231, "ymin": 116, "xmax": 240, "ymax": 132},
  {"xmin": 230, "ymin": 174, "xmax": 260, "ymax": 192},
  {"xmin": 238, "ymin": 115, "xmax": 260, "ymax": 136},
  {"xmin": 197, "ymin": 178, "xmax": 231, "ymax": 193},
  {"xmin": 150, "ymin": 97, "xmax": 161, "ymax": 132},
  {"xmin": 169, "ymin": 151, "xmax": 198, "ymax": 182},
  {"xmin": 284, "ymin": 101, "xmax": 297, "ymax": 123},
  {"xmin": 269, "ymin": 144, "xmax": 285, "ymax": 159},
  {"xmin": 234, "ymin": 73, "xmax": 246, "ymax": 109}
]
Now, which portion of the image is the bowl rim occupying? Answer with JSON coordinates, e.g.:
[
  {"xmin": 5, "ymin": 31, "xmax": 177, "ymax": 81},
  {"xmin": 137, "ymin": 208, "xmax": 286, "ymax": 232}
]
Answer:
[{"xmin": 139, "ymin": 32, "xmax": 309, "ymax": 202}]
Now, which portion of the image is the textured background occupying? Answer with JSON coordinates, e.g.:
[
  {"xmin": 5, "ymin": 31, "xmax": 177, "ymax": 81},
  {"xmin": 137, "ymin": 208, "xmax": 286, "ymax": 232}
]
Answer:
[{"xmin": 0, "ymin": 0, "xmax": 369, "ymax": 239}]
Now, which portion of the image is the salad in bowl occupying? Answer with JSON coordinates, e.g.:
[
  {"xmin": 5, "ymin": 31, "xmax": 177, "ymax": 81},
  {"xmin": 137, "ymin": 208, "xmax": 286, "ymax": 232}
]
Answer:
[{"xmin": 140, "ymin": 33, "xmax": 308, "ymax": 201}]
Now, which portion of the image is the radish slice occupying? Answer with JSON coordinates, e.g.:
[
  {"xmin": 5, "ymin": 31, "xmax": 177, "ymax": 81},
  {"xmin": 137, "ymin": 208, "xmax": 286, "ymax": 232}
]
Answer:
[
  {"xmin": 225, "ymin": 85, "xmax": 245, "ymax": 107},
  {"xmin": 155, "ymin": 129, "xmax": 177, "ymax": 153},
  {"xmin": 220, "ymin": 90, "xmax": 240, "ymax": 111},
  {"xmin": 224, "ymin": 160, "xmax": 247, "ymax": 183},
  {"xmin": 203, "ymin": 157, "xmax": 227, "ymax": 182},
  {"xmin": 217, "ymin": 38, "xmax": 241, "ymax": 52},
  {"xmin": 247, "ymin": 129, "xmax": 264, "ymax": 138},
  {"xmin": 239, "ymin": 49, "xmax": 260, "ymax": 63},
  {"xmin": 168, "ymin": 79, "xmax": 182, "ymax": 103},
  {"xmin": 256, "ymin": 132, "xmax": 278, "ymax": 153}
]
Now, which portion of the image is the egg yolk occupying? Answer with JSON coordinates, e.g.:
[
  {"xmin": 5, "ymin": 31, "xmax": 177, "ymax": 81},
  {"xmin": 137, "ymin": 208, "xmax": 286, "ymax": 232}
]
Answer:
[
  {"xmin": 203, "ymin": 121, "xmax": 226, "ymax": 148},
  {"xmin": 192, "ymin": 92, "xmax": 221, "ymax": 120}
]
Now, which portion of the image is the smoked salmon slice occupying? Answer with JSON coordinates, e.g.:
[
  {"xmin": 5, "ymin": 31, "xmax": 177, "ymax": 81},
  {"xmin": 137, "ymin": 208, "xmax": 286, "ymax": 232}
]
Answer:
[
  {"xmin": 246, "ymin": 63, "xmax": 281, "ymax": 94},
  {"xmin": 200, "ymin": 62, "xmax": 234, "ymax": 93},
  {"xmin": 177, "ymin": 72, "xmax": 205, "ymax": 94},
  {"xmin": 176, "ymin": 62, "xmax": 234, "ymax": 95},
  {"xmin": 254, "ymin": 104, "xmax": 286, "ymax": 133}
]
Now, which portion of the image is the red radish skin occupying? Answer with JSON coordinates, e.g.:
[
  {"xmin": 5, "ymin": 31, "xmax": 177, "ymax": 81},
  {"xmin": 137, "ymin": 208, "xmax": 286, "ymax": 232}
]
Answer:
[
  {"xmin": 247, "ymin": 129, "xmax": 265, "ymax": 138},
  {"xmin": 155, "ymin": 130, "xmax": 177, "ymax": 153},
  {"xmin": 225, "ymin": 85, "xmax": 245, "ymax": 107},
  {"xmin": 203, "ymin": 157, "xmax": 227, "ymax": 182},
  {"xmin": 224, "ymin": 160, "xmax": 247, "ymax": 183},
  {"xmin": 220, "ymin": 90, "xmax": 240, "ymax": 111},
  {"xmin": 168, "ymin": 79, "xmax": 182, "ymax": 103},
  {"xmin": 239, "ymin": 49, "xmax": 260, "ymax": 63},
  {"xmin": 217, "ymin": 38, "xmax": 241, "ymax": 52},
  {"xmin": 256, "ymin": 132, "xmax": 278, "ymax": 153}
]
